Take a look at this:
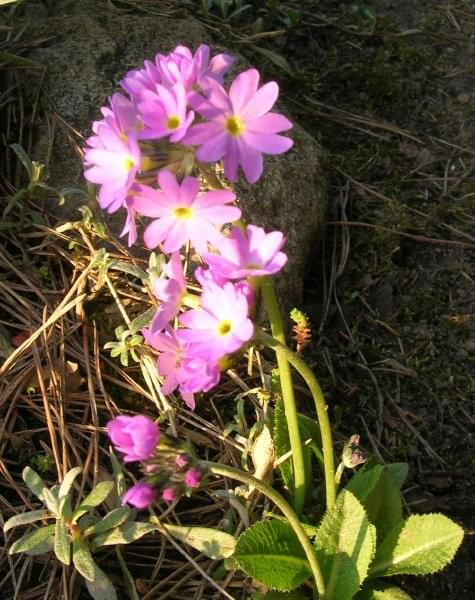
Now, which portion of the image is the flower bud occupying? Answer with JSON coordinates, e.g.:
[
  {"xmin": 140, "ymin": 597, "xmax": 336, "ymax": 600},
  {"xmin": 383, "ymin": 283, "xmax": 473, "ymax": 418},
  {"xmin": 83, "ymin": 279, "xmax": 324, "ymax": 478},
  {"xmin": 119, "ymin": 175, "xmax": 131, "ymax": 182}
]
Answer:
[
  {"xmin": 162, "ymin": 487, "xmax": 177, "ymax": 503},
  {"xmin": 122, "ymin": 482, "xmax": 156, "ymax": 509},
  {"xmin": 175, "ymin": 454, "xmax": 189, "ymax": 468},
  {"xmin": 107, "ymin": 415, "xmax": 159, "ymax": 462},
  {"xmin": 184, "ymin": 467, "xmax": 202, "ymax": 488}
]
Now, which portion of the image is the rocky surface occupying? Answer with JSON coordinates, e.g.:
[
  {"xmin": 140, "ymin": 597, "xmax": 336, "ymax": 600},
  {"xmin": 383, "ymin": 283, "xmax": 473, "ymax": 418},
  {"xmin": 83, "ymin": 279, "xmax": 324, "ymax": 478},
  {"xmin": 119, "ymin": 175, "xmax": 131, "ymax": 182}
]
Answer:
[{"xmin": 24, "ymin": 0, "xmax": 327, "ymax": 314}]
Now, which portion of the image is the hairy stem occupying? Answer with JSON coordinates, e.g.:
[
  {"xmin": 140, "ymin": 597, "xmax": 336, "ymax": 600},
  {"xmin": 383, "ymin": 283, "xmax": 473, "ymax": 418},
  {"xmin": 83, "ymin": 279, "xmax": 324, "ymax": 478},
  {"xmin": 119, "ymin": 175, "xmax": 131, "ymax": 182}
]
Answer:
[
  {"xmin": 258, "ymin": 330, "xmax": 336, "ymax": 510},
  {"xmin": 260, "ymin": 276, "xmax": 307, "ymax": 515},
  {"xmin": 203, "ymin": 461, "xmax": 326, "ymax": 597}
]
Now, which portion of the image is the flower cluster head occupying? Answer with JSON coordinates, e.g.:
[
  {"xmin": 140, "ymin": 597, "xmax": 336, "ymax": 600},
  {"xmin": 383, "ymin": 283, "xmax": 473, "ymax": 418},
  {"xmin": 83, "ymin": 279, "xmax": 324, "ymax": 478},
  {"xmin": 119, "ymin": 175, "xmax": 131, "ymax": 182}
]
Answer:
[
  {"xmin": 107, "ymin": 415, "xmax": 204, "ymax": 509},
  {"xmin": 87, "ymin": 45, "xmax": 292, "ymax": 411}
]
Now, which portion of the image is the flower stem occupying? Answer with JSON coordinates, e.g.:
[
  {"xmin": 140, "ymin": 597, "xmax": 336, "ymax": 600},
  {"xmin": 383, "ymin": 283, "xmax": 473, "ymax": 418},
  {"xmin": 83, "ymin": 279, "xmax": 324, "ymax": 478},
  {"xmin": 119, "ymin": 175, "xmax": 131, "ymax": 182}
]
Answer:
[
  {"xmin": 258, "ymin": 330, "xmax": 336, "ymax": 510},
  {"xmin": 260, "ymin": 276, "xmax": 307, "ymax": 516},
  {"xmin": 202, "ymin": 461, "xmax": 326, "ymax": 598}
]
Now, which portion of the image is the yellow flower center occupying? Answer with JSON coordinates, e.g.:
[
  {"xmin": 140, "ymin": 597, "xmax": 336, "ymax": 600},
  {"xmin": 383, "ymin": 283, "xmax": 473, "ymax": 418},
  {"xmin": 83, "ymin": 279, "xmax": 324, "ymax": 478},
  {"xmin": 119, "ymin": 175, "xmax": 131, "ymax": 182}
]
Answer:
[
  {"xmin": 167, "ymin": 115, "xmax": 181, "ymax": 129},
  {"xmin": 225, "ymin": 116, "xmax": 244, "ymax": 137},
  {"xmin": 119, "ymin": 132, "xmax": 128, "ymax": 142},
  {"xmin": 217, "ymin": 320, "xmax": 232, "ymax": 336},
  {"xmin": 174, "ymin": 207, "xmax": 193, "ymax": 220},
  {"xmin": 123, "ymin": 156, "xmax": 135, "ymax": 172}
]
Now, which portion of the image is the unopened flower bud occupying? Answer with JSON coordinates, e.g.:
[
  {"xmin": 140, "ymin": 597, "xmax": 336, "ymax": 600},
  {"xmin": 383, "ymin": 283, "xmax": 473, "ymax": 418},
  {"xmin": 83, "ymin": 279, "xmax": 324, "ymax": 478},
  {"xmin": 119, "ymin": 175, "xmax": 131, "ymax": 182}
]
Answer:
[
  {"xmin": 184, "ymin": 467, "xmax": 202, "ymax": 488},
  {"xmin": 342, "ymin": 434, "xmax": 366, "ymax": 469},
  {"xmin": 175, "ymin": 454, "xmax": 189, "ymax": 468},
  {"xmin": 162, "ymin": 487, "xmax": 177, "ymax": 503}
]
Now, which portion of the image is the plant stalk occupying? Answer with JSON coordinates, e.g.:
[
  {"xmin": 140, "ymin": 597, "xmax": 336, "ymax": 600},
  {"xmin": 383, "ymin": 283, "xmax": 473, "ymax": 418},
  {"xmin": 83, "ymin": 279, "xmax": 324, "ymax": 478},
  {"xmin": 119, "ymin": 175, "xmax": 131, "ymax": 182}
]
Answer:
[
  {"xmin": 260, "ymin": 276, "xmax": 307, "ymax": 516},
  {"xmin": 258, "ymin": 330, "xmax": 336, "ymax": 510},
  {"xmin": 203, "ymin": 461, "xmax": 326, "ymax": 598}
]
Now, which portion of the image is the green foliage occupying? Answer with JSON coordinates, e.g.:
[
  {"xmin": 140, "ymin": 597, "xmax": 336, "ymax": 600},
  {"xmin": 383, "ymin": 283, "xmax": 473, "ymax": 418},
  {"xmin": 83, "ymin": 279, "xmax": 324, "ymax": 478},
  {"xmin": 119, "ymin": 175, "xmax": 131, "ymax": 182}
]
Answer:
[
  {"xmin": 71, "ymin": 480, "xmax": 114, "ymax": 523},
  {"xmin": 355, "ymin": 585, "xmax": 412, "ymax": 599},
  {"xmin": 85, "ymin": 563, "xmax": 118, "ymax": 600},
  {"xmin": 314, "ymin": 490, "xmax": 376, "ymax": 600},
  {"xmin": 233, "ymin": 519, "xmax": 311, "ymax": 591},
  {"xmin": 54, "ymin": 518, "xmax": 71, "ymax": 565},
  {"xmin": 104, "ymin": 326, "xmax": 143, "ymax": 367},
  {"xmin": 252, "ymin": 591, "xmax": 310, "ymax": 600},
  {"xmin": 9, "ymin": 525, "xmax": 55, "ymax": 554},
  {"xmin": 370, "ymin": 514, "xmax": 464, "ymax": 577},
  {"xmin": 164, "ymin": 524, "xmax": 236, "ymax": 559},
  {"xmin": 91, "ymin": 522, "xmax": 156, "ymax": 549},
  {"xmin": 3, "ymin": 509, "xmax": 51, "ymax": 532}
]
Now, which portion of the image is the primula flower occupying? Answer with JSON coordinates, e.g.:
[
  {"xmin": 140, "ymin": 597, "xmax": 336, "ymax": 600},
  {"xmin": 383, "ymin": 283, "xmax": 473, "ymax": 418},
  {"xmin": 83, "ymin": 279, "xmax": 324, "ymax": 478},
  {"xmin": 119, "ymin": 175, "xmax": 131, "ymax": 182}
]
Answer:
[
  {"xmin": 183, "ymin": 68, "xmax": 293, "ymax": 183},
  {"xmin": 204, "ymin": 224, "xmax": 288, "ymax": 279},
  {"xmin": 178, "ymin": 280, "xmax": 254, "ymax": 361},
  {"xmin": 83, "ymin": 123, "xmax": 141, "ymax": 213},
  {"xmin": 107, "ymin": 415, "xmax": 159, "ymax": 462},
  {"xmin": 100, "ymin": 92, "xmax": 141, "ymax": 136},
  {"xmin": 157, "ymin": 44, "xmax": 234, "ymax": 93},
  {"xmin": 121, "ymin": 59, "xmax": 162, "ymax": 102},
  {"xmin": 132, "ymin": 170, "xmax": 240, "ymax": 254},
  {"xmin": 122, "ymin": 482, "xmax": 156, "ymax": 509},
  {"xmin": 149, "ymin": 252, "xmax": 186, "ymax": 333},
  {"xmin": 138, "ymin": 83, "xmax": 194, "ymax": 142}
]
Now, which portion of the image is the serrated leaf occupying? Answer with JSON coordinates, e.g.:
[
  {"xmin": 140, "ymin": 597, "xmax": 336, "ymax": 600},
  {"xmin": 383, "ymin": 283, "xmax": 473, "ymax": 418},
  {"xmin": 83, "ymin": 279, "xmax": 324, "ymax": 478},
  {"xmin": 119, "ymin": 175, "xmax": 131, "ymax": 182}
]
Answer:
[
  {"xmin": 234, "ymin": 519, "xmax": 311, "ymax": 591},
  {"xmin": 85, "ymin": 563, "xmax": 118, "ymax": 600},
  {"xmin": 370, "ymin": 513, "xmax": 464, "ymax": 577},
  {"xmin": 84, "ymin": 507, "xmax": 131, "ymax": 536},
  {"xmin": 4, "ymin": 509, "xmax": 52, "ymax": 532},
  {"xmin": 9, "ymin": 525, "xmax": 55, "ymax": 554},
  {"xmin": 54, "ymin": 518, "xmax": 71, "ymax": 565},
  {"xmin": 71, "ymin": 480, "xmax": 114, "ymax": 522},
  {"xmin": 72, "ymin": 538, "xmax": 96, "ymax": 581},
  {"xmin": 91, "ymin": 522, "xmax": 156, "ymax": 548},
  {"xmin": 22, "ymin": 466, "xmax": 47, "ymax": 502},
  {"xmin": 164, "ymin": 524, "xmax": 236, "ymax": 559},
  {"xmin": 314, "ymin": 490, "xmax": 376, "ymax": 600},
  {"xmin": 355, "ymin": 585, "xmax": 412, "ymax": 599}
]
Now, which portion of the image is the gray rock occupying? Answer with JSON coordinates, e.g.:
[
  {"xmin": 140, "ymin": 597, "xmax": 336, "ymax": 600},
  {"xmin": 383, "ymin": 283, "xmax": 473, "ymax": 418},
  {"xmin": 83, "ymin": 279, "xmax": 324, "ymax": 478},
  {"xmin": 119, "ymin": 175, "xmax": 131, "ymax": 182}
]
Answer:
[{"xmin": 25, "ymin": 0, "xmax": 327, "ymax": 315}]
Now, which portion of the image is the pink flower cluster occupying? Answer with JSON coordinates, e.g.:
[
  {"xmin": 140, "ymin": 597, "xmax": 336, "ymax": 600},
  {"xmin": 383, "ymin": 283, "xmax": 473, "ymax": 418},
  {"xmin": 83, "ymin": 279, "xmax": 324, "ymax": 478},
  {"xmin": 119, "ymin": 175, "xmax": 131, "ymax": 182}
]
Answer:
[{"xmin": 83, "ymin": 44, "xmax": 293, "ymax": 246}]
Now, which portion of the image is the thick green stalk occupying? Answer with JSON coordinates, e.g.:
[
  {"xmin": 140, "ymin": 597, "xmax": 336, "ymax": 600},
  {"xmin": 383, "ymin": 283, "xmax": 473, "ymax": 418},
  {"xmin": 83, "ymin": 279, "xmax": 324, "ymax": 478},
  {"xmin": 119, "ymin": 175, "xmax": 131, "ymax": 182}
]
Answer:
[
  {"xmin": 258, "ymin": 331, "xmax": 336, "ymax": 510},
  {"xmin": 260, "ymin": 276, "xmax": 307, "ymax": 515},
  {"xmin": 202, "ymin": 461, "xmax": 326, "ymax": 598}
]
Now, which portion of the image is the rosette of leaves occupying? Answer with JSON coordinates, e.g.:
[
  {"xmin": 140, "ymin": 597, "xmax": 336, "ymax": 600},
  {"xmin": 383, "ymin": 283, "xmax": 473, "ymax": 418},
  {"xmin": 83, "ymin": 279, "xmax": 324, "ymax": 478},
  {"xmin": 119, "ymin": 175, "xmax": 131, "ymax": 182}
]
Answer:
[
  {"xmin": 3, "ymin": 466, "xmax": 156, "ymax": 600},
  {"xmin": 230, "ymin": 461, "xmax": 464, "ymax": 599}
]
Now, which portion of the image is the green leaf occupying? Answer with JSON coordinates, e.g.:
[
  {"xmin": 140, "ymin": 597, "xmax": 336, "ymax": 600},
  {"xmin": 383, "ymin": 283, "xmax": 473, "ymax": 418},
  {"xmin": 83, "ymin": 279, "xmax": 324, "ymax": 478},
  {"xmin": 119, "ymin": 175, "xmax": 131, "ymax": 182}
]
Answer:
[
  {"xmin": 9, "ymin": 525, "xmax": 55, "ymax": 554},
  {"xmin": 91, "ymin": 522, "xmax": 156, "ymax": 548},
  {"xmin": 72, "ymin": 538, "xmax": 96, "ymax": 581},
  {"xmin": 71, "ymin": 480, "xmax": 114, "ymax": 522},
  {"xmin": 273, "ymin": 399, "xmax": 294, "ymax": 492},
  {"xmin": 314, "ymin": 490, "xmax": 376, "ymax": 600},
  {"xmin": 234, "ymin": 519, "xmax": 311, "ymax": 591},
  {"xmin": 85, "ymin": 563, "xmax": 118, "ymax": 600},
  {"xmin": 0, "ymin": 52, "xmax": 39, "ymax": 68},
  {"xmin": 54, "ymin": 518, "xmax": 71, "ymax": 565},
  {"xmin": 250, "ymin": 45, "xmax": 293, "ymax": 75},
  {"xmin": 59, "ymin": 467, "xmax": 82, "ymax": 502},
  {"xmin": 22, "ymin": 466, "xmax": 47, "ymax": 502},
  {"xmin": 109, "ymin": 451, "xmax": 126, "ymax": 496},
  {"xmin": 4, "ymin": 509, "xmax": 52, "ymax": 532},
  {"xmin": 370, "ymin": 513, "xmax": 464, "ymax": 577},
  {"xmin": 84, "ymin": 507, "xmax": 131, "ymax": 536},
  {"xmin": 129, "ymin": 308, "xmax": 155, "ymax": 334},
  {"xmin": 164, "ymin": 524, "xmax": 236, "ymax": 559},
  {"xmin": 25, "ymin": 535, "xmax": 54, "ymax": 556},
  {"xmin": 10, "ymin": 144, "xmax": 34, "ymax": 180},
  {"xmin": 384, "ymin": 463, "xmax": 409, "ymax": 490},
  {"xmin": 356, "ymin": 585, "xmax": 412, "ymax": 599},
  {"xmin": 345, "ymin": 464, "xmax": 384, "ymax": 504},
  {"xmin": 252, "ymin": 591, "xmax": 310, "ymax": 600}
]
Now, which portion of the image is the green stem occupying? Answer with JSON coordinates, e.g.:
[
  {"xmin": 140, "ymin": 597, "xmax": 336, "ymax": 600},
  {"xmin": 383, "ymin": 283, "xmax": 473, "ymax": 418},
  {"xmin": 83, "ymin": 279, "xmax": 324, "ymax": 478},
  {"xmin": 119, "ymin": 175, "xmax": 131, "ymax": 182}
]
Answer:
[
  {"xmin": 258, "ymin": 330, "xmax": 336, "ymax": 510},
  {"xmin": 260, "ymin": 276, "xmax": 307, "ymax": 516},
  {"xmin": 203, "ymin": 461, "xmax": 326, "ymax": 598}
]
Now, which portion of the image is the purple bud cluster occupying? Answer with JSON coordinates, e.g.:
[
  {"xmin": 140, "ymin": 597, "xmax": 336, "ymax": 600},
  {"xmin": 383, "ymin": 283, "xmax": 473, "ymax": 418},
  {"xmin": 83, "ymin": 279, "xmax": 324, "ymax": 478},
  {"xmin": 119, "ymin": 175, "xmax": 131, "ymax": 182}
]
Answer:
[{"xmin": 107, "ymin": 415, "xmax": 203, "ymax": 509}]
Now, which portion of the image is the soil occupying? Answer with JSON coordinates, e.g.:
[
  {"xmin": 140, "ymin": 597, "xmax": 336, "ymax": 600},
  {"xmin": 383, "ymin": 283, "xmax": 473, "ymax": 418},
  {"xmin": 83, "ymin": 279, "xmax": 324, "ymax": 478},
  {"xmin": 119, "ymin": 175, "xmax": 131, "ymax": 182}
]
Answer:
[{"xmin": 0, "ymin": 0, "xmax": 474, "ymax": 599}]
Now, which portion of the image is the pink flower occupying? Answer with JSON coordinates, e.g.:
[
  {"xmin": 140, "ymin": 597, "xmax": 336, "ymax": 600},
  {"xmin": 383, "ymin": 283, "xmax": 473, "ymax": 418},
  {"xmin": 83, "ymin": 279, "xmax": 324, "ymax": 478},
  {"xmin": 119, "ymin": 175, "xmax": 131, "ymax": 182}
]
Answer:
[
  {"xmin": 132, "ymin": 170, "xmax": 240, "ymax": 254},
  {"xmin": 149, "ymin": 252, "xmax": 186, "ymax": 333},
  {"xmin": 183, "ymin": 68, "xmax": 293, "ymax": 183},
  {"xmin": 107, "ymin": 415, "xmax": 159, "ymax": 462},
  {"xmin": 204, "ymin": 225, "xmax": 287, "ymax": 279},
  {"xmin": 138, "ymin": 83, "xmax": 194, "ymax": 142},
  {"xmin": 184, "ymin": 467, "xmax": 202, "ymax": 488},
  {"xmin": 122, "ymin": 482, "xmax": 156, "ymax": 509},
  {"xmin": 83, "ymin": 122, "xmax": 141, "ymax": 213},
  {"xmin": 175, "ymin": 454, "xmax": 189, "ymax": 468},
  {"xmin": 121, "ymin": 60, "xmax": 162, "ymax": 102},
  {"xmin": 99, "ymin": 92, "xmax": 142, "ymax": 136},
  {"xmin": 178, "ymin": 280, "xmax": 254, "ymax": 361}
]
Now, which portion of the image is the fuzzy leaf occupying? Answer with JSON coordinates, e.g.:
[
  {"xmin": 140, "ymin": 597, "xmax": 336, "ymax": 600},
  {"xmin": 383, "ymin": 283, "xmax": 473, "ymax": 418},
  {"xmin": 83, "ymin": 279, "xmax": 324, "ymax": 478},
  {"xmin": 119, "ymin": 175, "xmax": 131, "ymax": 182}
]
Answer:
[
  {"xmin": 85, "ymin": 563, "xmax": 118, "ymax": 600},
  {"xmin": 91, "ymin": 522, "xmax": 156, "ymax": 548},
  {"xmin": 253, "ymin": 591, "xmax": 310, "ymax": 600},
  {"xmin": 59, "ymin": 467, "xmax": 82, "ymax": 502},
  {"xmin": 234, "ymin": 519, "xmax": 311, "ymax": 591},
  {"xmin": 370, "ymin": 514, "xmax": 464, "ymax": 577},
  {"xmin": 72, "ymin": 538, "xmax": 96, "ymax": 581},
  {"xmin": 356, "ymin": 585, "xmax": 412, "ymax": 599},
  {"xmin": 72, "ymin": 480, "xmax": 114, "ymax": 522},
  {"xmin": 129, "ymin": 308, "xmax": 155, "ymax": 334},
  {"xmin": 22, "ymin": 467, "xmax": 47, "ymax": 502},
  {"xmin": 9, "ymin": 525, "xmax": 55, "ymax": 554},
  {"xmin": 25, "ymin": 535, "xmax": 54, "ymax": 555},
  {"xmin": 109, "ymin": 451, "xmax": 126, "ymax": 496},
  {"xmin": 85, "ymin": 507, "xmax": 131, "ymax": 536},
  {"xmin": 54, "ymin": 518, "xmax": 71, "ymax": 565},
  {"xmin": 314, "ymin": 490, "xmax": 376, "ymax": 600},
  {"xmin": 273, "ymin": 399, "xmax": 293, "ymax": 492},
  {"xmin": 345, "ymin": 464, "xmax": 384, "ymax": 504},
  {"xmin": 164, "ymin": 524, "xmax": 236, "ymax": 559},
  {"xmin": 4, "ymin": 509, "xmax": 51, "ymax": 532}
]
